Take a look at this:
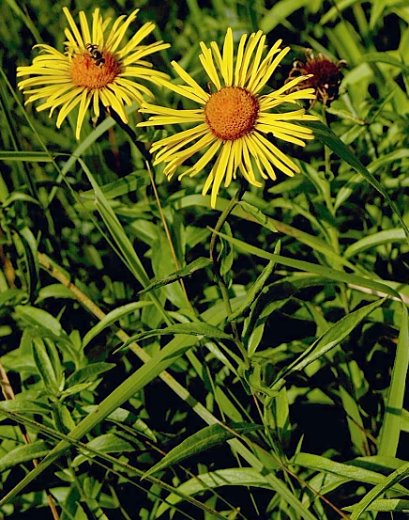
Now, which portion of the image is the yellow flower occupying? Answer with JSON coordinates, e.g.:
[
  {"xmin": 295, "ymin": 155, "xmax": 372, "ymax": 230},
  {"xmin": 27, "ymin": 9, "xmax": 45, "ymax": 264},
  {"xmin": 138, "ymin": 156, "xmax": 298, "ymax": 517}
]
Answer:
[
  {"xmin": 139, "ymin": 28, "xmax": 317, "ymax": 208},
  {"xmin": 17, "ymin": 7, "xmax": 169, "ymax": 139}
]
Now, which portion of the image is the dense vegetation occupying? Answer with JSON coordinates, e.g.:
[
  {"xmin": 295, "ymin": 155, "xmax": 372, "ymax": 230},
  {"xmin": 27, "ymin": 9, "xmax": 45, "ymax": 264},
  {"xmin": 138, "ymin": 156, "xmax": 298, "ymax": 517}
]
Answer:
[{"xmin": 0, "ymin": 1, "xmax": 408, "ymax": 518}]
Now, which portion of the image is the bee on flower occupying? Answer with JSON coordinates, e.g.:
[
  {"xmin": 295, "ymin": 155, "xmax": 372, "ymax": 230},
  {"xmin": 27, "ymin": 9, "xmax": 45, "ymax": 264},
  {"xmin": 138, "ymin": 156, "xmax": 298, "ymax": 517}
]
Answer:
[
  {"xmin": 17, "ymin": 7, "xmax": 169, "ymax": 139},
  {"xmin": 138, "ymin": 28, "xmax": 318, "ymax": 208}
]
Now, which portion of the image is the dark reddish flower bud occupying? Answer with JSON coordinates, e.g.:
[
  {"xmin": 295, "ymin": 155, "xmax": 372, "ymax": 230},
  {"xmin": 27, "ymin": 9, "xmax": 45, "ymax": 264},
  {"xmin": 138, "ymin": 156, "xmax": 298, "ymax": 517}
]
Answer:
[{"xmin": 287, "ymin": 50, "xmax": 347, "ymax": 106}]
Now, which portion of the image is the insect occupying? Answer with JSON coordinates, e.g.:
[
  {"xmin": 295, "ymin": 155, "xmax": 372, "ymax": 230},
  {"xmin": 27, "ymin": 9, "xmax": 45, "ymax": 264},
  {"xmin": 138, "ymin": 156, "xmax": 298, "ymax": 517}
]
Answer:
[{"xmin": 85, "ymin": 43, "xmax": 105, "ymax": 67}]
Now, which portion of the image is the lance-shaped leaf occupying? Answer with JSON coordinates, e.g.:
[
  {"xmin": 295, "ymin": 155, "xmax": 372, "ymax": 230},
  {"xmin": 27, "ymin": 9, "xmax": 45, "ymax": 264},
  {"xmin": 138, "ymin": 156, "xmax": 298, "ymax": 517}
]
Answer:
[
  {"xmin": 273, "ymin": 298, "xmax": 385, "ymax": 385},
  {"xmin": 144, "ymin": 423, "xmax": 262, "ymax": 478},
  {"xmin": 138, "ymin": 257, "xmax": 211, "ymax": 295}
]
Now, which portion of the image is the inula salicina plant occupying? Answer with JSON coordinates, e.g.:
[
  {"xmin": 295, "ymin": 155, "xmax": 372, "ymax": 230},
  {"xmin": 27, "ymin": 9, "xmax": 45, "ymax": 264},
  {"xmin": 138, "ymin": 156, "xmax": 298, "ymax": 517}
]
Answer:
[{"xmin": 1, "ymin": 1, "xmax": 408, "ymax": 519}]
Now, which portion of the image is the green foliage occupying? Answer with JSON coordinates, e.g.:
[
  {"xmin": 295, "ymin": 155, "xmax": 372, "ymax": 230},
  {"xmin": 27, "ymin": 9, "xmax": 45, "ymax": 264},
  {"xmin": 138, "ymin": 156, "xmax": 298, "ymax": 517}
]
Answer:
[{"xmin": 0, "ymin": 0, "xmax": 409, "ymax": 519}]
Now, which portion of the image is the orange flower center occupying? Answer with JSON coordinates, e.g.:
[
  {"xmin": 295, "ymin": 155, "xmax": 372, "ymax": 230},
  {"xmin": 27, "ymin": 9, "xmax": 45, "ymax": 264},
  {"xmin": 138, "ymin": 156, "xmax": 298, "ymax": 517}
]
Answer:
[
  {"xmin": 70, "ymin": 50, "xmax": 121, "ymax": 89},
  {"xmin": 204, "ymin": 87, "xmax": 259, "ymax": 140}
]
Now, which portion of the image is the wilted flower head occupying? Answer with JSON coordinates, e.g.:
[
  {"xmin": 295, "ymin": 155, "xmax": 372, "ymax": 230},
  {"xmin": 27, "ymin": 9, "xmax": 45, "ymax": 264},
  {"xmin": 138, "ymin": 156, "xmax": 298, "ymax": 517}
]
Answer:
[
  {"xmin": 139, "ymin": 28, "xmax": 318, "ymax": 208},
  {"xmin": 287, "ymin": 50, "xmax": 346, "ymax": 105},
  {"xmin": 17, "ymin": 7, "xmax": 169, "ymax": 139}
]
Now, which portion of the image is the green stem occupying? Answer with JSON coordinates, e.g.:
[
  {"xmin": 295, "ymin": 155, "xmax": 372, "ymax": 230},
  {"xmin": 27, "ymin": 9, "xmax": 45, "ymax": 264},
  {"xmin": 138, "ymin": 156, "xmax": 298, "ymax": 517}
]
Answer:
[
  {"xmin": 321, "ymin": 106, "xmax": 350, "ymax": 313},
  {"xmin": 210, "ymin": 183, "xmax": 249, "ymax": 364}
]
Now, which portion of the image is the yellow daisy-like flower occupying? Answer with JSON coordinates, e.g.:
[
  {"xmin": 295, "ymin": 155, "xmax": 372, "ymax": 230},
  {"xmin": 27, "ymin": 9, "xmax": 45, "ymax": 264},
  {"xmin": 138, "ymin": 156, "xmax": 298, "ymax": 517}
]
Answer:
[
  {"xmin": 139, "ymin": 28, "xmax": 318, "ymax": 207},
  {"xmin": 17, "ymin": 7, "xmax": 169, "ymax": 139}
]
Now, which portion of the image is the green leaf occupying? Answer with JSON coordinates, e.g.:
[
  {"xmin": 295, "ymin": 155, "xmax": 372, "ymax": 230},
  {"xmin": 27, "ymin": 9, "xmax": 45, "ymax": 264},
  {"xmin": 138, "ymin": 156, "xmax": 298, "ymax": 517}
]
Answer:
[
  {"xmin": 15, "ymin": 305, "xmax": 63, "ymax": 338},
  {"xmin": 212, "ymin": 230, "xmax": 402, "ymax": 301},
  {"xmin": 350, "ymin": 462, "xmax": 409, "ymax": 519},
  {"xmin": 72, "ymin": 433, "xmax": 134, "ymax": 468},
  {"xmin": 156, "ymin": 467, "xmax": 311, "ymax": 518},
  {"xmin": 0, "ymin": 332, "xmax": 198, "ymax": 505},
  {"xmin": 0, "ymin": 151, "xmax": 62, "ymax": 162},
  {"xmin": 118, "ymin": 322, "xmax": 232, "ymax": 350},
  {"xmin": 293, "ymin": 452, "xmax": 408, "ymax": 494},
  {"xmin": 2, "ymin": 193, "xmax": 40, "ymax": 208},
  {"xmin": 320, "ymin": 0, "xmax": 360, "ymax": 25},
  {"xmin": 378, "ymin": 304, "xmax": 409, "ymax": 456},
  {"xmin": 36, "ymin": 284, "xmax": 77, "ymax": 302},
  {"xmin": 274, "ymin": 299, "xmax": 385, "ymax": 384},
  {"xmin": 229, "ymin": 258, "xmax": 276, "ymax": 322},
  {"xmin": 0, "ymin": 299, "xmax": 314, "ymax": 520},
  {"xmin": 80, "ymin": 170, "xmax": 147, "ymax": 200},
  {"xmin": 344, "ymin": 229, "xmax": 407, "ymax": 258},
  {"xmin": 0, "ymin": 398, "xmax": 49, "ymax": 420},
  {"xmin": 260, "ymin": 0, "xmax": 311, "ymax": 32},
  {"xmin": 346, "ymin": 499, "xmax": 409, "ymax": 513},
  {"xmin": 368, "ymin": 149, "xmax": 409, "ymax": 176},
  {"xmin": 144, "ymin": 423, "xmax": 261, "ymax": 478},
  {"xmin": 4, "ymin": 0, "xmax": 42, "ymax": 41},
  {"xmin": 138, "ymin": 257, "xmax": 211, "ymax": 295},
  {"xmin": 304, "ymin": 120, "xmax": 409, "ymax": 241},
  {"xmin": 82, "ymin": 301, "xmax": 152, "ymax": 348},
  {"xmin": 32, "ymin": 338, "xmax": 64, "ymax": 394},
  {"xmin": 12, "ymin": 227, "xmax": 39, "ymax": 301},
  {"xmin": 238, "ymin": 199, "xmax": 356, "ymax": 268},
  {"xmin": 363, "ymin": 52, "xmax": 409, "ymax": 71},
  {"xmin": 66, "ymin": 363, "xmax": 115, "ymax": 386},
  {"xmin": 0, "ymin": 288, "xmax": 27, "ymax": 307},
  {"xmin": 339, "ymin": 386, "xmax": 367, "ymax": 456},
  {"xmin": 78, "ymin": 159, "xmax": 169, "ymax": 324},
  {"xmin": 0, "ymin": 441, "xmax": 49, "ymax": 471}
]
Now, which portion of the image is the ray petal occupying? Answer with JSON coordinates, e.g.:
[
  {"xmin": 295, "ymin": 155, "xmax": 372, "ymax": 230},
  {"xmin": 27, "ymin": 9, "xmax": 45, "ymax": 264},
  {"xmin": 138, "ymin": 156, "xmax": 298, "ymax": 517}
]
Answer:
[
  {"xmin": 242, "ymin": 136, "xmax": 263, "ymax": 186},
  {"xmin": 155, "ymin": 128, "xmax": 212, "ymax": 163},
  {"xmin": 93, "ymin": 89, "xmax": 100, "ymax": 120},
  {"xmin": 118, "ymin": 22, "xmax": 155, "ymax": 58},
  {"xmin": 91, "ymin": 9, "xmax": 101, "ymax": 45},
  {"xmin": 223, "ymin": 140, "xmax": 235, "ymax": 187},
  {"xmin": 104, "ymin": 14, "xmax": 128, "ymax": 49},
  {"xmin": 184, "ymin": 139, "xmax": 222, "ymax": 177},
  {"xmin": 222, "ymin": 28, "xmax": 234, "ymax": 86},
  {"xmin": 101, "ymin": 87, "xmax": 128, "ymax": 123},
  {"xmin": 252, "ymin": 48, "xmax": 290, "ymax": 94},
  {"xmin": 199, "ymin": 43, "xmax": 221, "ymax": 90},
  {"xmin": 56, "ymin": 90, "xmax": 83, "ymax": 128},
  {"xmin": 209, "ymin": 143, "xmax": 232, "ymax": 207},
  {"xmin": 63, "ymin": 7, "xmax": 85, "ymax": 48},
  {"xmin": 238, "ymin": 30, "xmax": 263, "ymax": 87},
  {"xmin": 36, "ymin": 87, "xmax": 81, "ymax": 112},
  {"xmin": 253, "ymin": 132, "xmax": 300, "ymax": 174},
  {"xmin": 246, "ymin": 39, "xmax": 282, "ymax": 91},
  {"xmin": 122, "ymin": 42, "xmax": 170, "ymax": 66},
  {"xmin": 210, "ymin": 41, "xmax": 225, "ymax": 85},
  {"xmin": 171, "ymin": 61, "xmax": 209, "ymax": 102},
  {"xmin": 75, "ymin": 90, "xmax": 91, "ymax": 139},
  {"xmin": 234, "ymin": 33, "xmax": 248, "ymax": 85},
  {"xmin": 246, "ymin": 34, "xmax": 266, "ymax": 89},
  {"xmin": 149, "ymin": 123, "xmax": 209, "ymax": 151},
  {"xmin": 108, "ymin": 10, "xmax": 139, "ymax": 53},
  {"xmin": 79, "ymin": 11, "xmax": 91, "ymax": 46},
  {"xmin": 159, "ymin": 132, "xmax": 215, "ymax": 169}
]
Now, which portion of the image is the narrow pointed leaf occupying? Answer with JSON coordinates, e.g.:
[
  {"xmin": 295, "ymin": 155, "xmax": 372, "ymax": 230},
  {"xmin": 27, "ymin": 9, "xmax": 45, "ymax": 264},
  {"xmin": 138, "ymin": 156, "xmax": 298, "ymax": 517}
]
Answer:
[
  {"xmin": 378, "ymin": 304, "xmax": 409, "ymax": 456},
  {"xmin": 213, "ymin": 230, "xmax": 402, "ymax": 300},
  {"xmin": 274, "ymin": 298, "xmax": 385, "ymax": 383},
  {"xmin": 117, "ymin": 322, "xmax": 232, "ymax": 351},
  {"xmin": 82, "ymin": 301, "xmax": 152, "ymax": 347},
  {"xmin": 139, "ymin": 257, "xmax": 211, "ymax": 295},
  {"xmin": 304, "ymin": 120, "xmax": 409, "ymax": 241},
  {"xmin": 156, "ymin": 467, "xmax": 317, "ymax": 519},
  {"xmin": 144, "ymin": 423, "xmax": 261, "ymax": 478},
  {"xmin": 0, "ymin": 441, "xmax": 49, "ymax": 471},
  {"xmin": 350, "ymin": 462, "xmax": 409, "ymax": 519}
]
